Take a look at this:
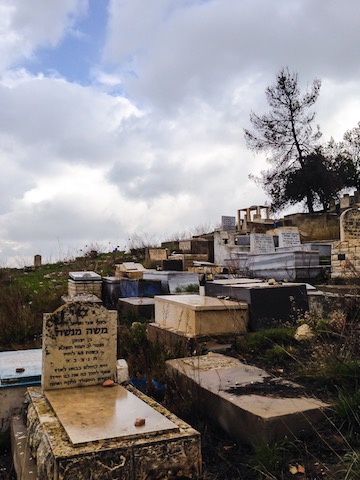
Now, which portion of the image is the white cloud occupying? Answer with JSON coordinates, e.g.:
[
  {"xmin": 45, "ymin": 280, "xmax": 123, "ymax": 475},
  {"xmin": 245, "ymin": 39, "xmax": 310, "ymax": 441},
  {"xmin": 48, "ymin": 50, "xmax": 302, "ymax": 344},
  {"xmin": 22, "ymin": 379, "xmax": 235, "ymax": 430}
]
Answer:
[
  {"xmin": 0, "ymin": 0, "xmax": 88, "ymax": 70},
  {"xmin": 0, "ymin": 0, "xmax": 359, "ymax": 264}
]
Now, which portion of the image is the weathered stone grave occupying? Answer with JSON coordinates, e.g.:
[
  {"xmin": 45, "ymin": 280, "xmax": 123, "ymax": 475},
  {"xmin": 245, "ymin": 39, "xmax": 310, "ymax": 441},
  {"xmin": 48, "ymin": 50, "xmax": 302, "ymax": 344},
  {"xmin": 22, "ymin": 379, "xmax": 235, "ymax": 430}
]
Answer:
[
  {"xmin": 166, "ymin": 353, "xmax": 330, "ymax": 446},
  {"xmin": 115, "ymin": 262, "xmax": 145, "ymax": 279},
  {"xmin": 12, "ymin": 301, "xmax": 201, "ymax": 480},
  {"xmin": 205, "ymin": 279, "xmax": 309, "ymax": 330},
  {"xmin": 68, "ymin": 271, "xmax": 102, "ymax": 297},
  {"xmin": 118, "ymin": 297, "xmax": 155, "ymax": 323},
  {"xmin": 42, "ymin": 302, "xmax": 117, "ymax": 390},
  {"xmin": 145, "ymin": 248, "xmax": 168, "ymax": 268},
  {"xmin": 332, "ymin": 208, "xmax": 360, "ymax": 278},
  {"xmin": 239, "ymin": 233, "xmax": 322, "ymax": 281},
  {"xmin": 147, "ymin": 295, "xmax": 248, "ymax": 355}
]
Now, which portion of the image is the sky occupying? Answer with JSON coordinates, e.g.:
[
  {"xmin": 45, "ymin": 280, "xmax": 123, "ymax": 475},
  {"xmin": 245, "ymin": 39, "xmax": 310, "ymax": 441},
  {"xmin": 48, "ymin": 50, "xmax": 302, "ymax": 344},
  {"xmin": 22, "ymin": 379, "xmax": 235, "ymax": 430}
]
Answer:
[{"xmin": 0, "ymin": 0, "xmax": 359, "ymax": 266}]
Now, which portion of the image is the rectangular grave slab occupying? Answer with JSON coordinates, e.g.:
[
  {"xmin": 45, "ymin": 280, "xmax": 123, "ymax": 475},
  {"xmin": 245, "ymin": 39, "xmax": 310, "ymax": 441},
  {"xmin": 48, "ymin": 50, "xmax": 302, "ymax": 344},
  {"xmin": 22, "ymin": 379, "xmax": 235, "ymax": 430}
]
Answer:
[
  {"xmin": 205, "ymin": 281, "xmax": 308, "ymax": 330},
  {"xmin": 118, "ymin": 297, "xmax": 155, "ymax": 323},
  {"xmin": 0, "ymin": 349, "xmax": 42, "ymax": 434},
  {"xmin": 143, "ymin": 270, "xmax": 199, "ymax": 294},
  {"xmin": 69, "ymin": 271, "xmax": 102, "ymax": 281},
  {"xmin": 45, "ymin": 384, "xmax": 179, "ymax": 444},
  {"xmin": 42, "ymin": 302, "xmax": 117, "ymax": 390},
  {"xmin": 22, "ymin": 385, "xmax": 201, "ymax": 480},
  {"xmin": 247, "ymin": 251, "xmax": 322, "ymax": 282},
  {"xmin": 155, "ymin": 295, "xmax": 248, "ymax": 336},
  {"xmin": 166, "ymin": 353, "xmax": 329, "ymax": 446}
]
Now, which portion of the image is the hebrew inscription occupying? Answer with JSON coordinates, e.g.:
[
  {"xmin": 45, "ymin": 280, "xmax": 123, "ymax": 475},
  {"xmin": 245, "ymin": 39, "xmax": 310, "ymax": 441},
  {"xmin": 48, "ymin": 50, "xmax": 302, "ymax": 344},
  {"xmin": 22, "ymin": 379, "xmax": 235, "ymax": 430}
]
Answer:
[
  {"xmin": 42, "ymin": 302, "xmax": 117, "ymax": 390},
  {"xmin": 278, "ymin": 229, "xmax": 301, "ymax": 248},
  {"xmin": 250, "ymin": 233, "xmax": 275, "ymax": 254}
]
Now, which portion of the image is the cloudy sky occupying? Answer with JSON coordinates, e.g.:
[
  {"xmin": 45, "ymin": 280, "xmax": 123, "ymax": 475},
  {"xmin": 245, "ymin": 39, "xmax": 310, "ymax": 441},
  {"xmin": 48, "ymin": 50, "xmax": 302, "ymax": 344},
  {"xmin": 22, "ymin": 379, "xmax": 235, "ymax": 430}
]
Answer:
[{"xmin": 0, "ymin": 0, "xmax": 359, "ymax": 266}]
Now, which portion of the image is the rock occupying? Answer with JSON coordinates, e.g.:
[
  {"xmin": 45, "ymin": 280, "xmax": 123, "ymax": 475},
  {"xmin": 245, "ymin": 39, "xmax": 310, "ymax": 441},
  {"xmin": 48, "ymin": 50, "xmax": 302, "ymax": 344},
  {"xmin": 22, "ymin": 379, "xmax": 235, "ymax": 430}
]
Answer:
[
  {"xmin": 134, "ymin": 418, "xmax": 145, "ymax": 427},
  {"xmin": 102, "ymin": 379, "xmax": 115, "ymax": 387}
]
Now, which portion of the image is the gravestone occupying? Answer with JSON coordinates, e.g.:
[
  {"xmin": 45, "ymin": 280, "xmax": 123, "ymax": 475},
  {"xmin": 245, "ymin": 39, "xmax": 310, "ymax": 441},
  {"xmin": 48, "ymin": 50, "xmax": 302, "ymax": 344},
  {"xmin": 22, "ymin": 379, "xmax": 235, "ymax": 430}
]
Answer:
[
  {"xmin": 13, "ymin": 301, "xmax": 202, "ymax": 479},
  {"xmin": 250, "ymin": 233, "xmax": 275, "ymax": 254},
  {"xmin": 277, "ymin": 228, "xmax": 301, "ymax": 248},
  {"xmin": 68, "ymin": 271, "xmax": 102, "ymax": 297},
  {"xmin": 340, "ymin": 208, "xmax": 360, "ymax": 241},
  {"xmin": 221, "ymin": 216, "xmax": 236, "ymax": 231},
  {"xmin": 34, "ymin": 255, "xmax": 42, "ymax": 268},
  {"xmin": 42, "ymin": 302, "xmax": 117, "ymax": 390}
]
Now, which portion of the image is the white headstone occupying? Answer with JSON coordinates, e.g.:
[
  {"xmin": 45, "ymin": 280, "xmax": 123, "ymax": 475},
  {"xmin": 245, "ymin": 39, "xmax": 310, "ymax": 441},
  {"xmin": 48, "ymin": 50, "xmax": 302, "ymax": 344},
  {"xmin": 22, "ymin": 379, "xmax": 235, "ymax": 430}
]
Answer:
[
  {"xmin": 42, "ymin": 302, "xmax": 117, "ymax": 390},
  {"xmin": 250, "ymin": 233, "xmax": 275, "ymax": 254},
  {"xmin": 278, "ymin": 229, "xmax": 301, "ymax": 248}
]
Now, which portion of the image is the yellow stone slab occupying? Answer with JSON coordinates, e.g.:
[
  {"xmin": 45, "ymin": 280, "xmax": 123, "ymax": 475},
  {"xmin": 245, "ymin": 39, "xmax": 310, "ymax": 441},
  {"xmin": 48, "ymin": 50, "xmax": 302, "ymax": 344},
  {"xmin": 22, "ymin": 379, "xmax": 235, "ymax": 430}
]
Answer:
[
  {"xmin": 155, "ymin": 295, "xmax": 248, "ymax": 335},
  {"xmin": 45, "ymin": 385, "xmax": 179, "ymax": 444}
]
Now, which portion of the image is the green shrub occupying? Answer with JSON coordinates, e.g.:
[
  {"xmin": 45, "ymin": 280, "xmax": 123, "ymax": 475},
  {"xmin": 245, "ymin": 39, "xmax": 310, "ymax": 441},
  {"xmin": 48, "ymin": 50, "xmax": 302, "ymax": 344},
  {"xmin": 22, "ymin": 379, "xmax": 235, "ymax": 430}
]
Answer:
[{"xmin": 236, "ymin": 327, "xmax": 297, "ymax": 355}]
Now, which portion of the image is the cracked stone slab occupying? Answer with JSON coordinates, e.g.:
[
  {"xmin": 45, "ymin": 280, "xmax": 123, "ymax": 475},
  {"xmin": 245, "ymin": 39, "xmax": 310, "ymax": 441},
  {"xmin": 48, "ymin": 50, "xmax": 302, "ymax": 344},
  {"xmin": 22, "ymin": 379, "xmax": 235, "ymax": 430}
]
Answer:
[{"xmin": 166, "ymin": 353, "xmax": 330, "ymax": 445}]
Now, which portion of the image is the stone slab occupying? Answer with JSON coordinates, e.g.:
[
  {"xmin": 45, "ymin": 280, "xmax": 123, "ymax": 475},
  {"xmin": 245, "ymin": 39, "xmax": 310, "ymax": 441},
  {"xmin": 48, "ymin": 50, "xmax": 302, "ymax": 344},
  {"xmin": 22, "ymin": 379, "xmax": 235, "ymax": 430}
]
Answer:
[
  {"xmin": 25, "ymin": 386, "xmax": 201, "ymax": 480},
  {"xmin": 205, "ymin": 281, "xmax": 309, "ymax": 330},
  {"xmin": 166, "ymin": 353, "xmax": 329, "ymax": 445},
  {"xmin": 250, "ymin": 233, "xmax": 275, "ymax": 254},
  {"xmin": 0, "ymin": 349, "xmax": 41, "ymax": 386},
  {"xmin": 69, "ymin": 271, "xmax": 102, "ymax": 281},
  {"xmin": 147, "ymin": 322, "xmax": 238, "ymax": 357},
  {"xmin": 277, "ymin": 229, "xmax": 301, "ymax": 248},
  {"xmin": 118, "ymin": 278, "xmax": 162, "ymax": 298},
  {"xmin": 143, "ymin": 270, "xmax": 199, "ymax": 294},
  {"xmin": 61, "ymin": 294, "xmax": 102, "ymax": 304},
  {"xmin": 0, "ymin": 350, "xmax": 41, "ymax": 433},
  {"xmin": 45, "ymin": 384, "xmax": 179, "ymax": 444},
  {"xmin": 118, "ymin": 297, "xmax": 155, "ymax": 323},
  {"xmin": 42, "ymin": 302, "xmax": 117, "ymax": 390},
  {"xmin": 246, "ymin": 251, "xmax": 322, "ymax": 282},
  {"xmin": 221, "ymin": 216, "xmax": 236, "ymax": 231},
  {"xmin": 155, "ymin": 295, "xmax": 248, "ymax": 336},
  {"xmin": 11, "ymin": 415, "xmax": 38, "ymax": 480}
]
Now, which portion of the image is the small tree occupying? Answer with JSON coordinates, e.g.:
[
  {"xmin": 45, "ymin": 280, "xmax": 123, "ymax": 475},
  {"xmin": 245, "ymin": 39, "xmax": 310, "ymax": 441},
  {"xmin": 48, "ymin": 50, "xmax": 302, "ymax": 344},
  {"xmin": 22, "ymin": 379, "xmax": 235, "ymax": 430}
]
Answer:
[
  {"xmin": 325, "ymin": 122, "xmax": 360, "ymax": 189},
  {"xmin": 284, "ymin": 151, "xmax": 357, "ymax": 211},
  {"xmin": 244, "ymin": 67, "xmax": 322, "ymax": 212}
]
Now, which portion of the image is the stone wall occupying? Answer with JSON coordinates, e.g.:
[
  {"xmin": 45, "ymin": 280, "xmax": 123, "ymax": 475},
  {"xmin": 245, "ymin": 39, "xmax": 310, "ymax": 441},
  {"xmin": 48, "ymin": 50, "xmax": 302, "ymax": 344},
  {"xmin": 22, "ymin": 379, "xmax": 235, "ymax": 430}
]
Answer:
[{"xmin": 331, "ymin": 240, "xmax": 360, "ymax": 278}]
